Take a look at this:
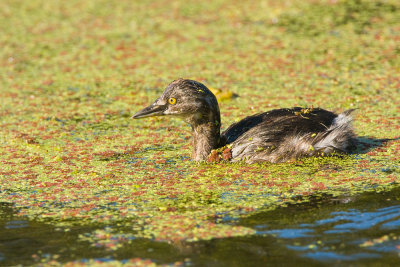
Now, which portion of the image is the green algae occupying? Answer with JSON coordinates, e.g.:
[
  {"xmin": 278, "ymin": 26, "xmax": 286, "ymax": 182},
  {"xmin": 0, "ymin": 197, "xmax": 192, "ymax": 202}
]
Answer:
[
  {"xmin": 1, "ymin": 0, "xmax": 400, "ymax": 263},
  {"xmin": 276, "ymin": 0, "xmax": 399, "ymax": 36}
]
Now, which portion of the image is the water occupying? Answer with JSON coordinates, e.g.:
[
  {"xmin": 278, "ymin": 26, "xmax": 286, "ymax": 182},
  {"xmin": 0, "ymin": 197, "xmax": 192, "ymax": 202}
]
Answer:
[
  {"xmin": 241, "ymin": 188, "xmax": 400, "ymax": 266},
  {"xmin": 1, "ymin": 188, "xmax": 399, "ymax": 266}
]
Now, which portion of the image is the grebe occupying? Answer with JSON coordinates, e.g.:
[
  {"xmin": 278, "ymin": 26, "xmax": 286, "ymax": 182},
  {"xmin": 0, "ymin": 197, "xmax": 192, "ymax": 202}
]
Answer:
[{"xmin": 132, "ymin": 79, "xmax": 356, "ymax": 163}]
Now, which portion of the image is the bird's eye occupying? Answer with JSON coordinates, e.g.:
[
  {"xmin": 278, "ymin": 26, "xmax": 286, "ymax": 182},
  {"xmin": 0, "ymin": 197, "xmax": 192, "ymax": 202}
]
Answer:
[{"xmin": 168, "ymin": 97, "xmax": 177, "ymax": 105}]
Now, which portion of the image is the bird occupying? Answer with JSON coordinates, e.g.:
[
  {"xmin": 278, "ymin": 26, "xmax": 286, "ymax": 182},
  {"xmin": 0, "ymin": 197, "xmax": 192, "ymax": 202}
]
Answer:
[{"xmin": 132, "ymin": 79, "xmax": 356, "ymax": 163}]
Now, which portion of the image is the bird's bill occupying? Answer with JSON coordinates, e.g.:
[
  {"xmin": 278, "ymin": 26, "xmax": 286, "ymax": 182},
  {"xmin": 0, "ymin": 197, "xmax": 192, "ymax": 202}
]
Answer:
[{"xmin": 132, "ymin": 103, "xmax": 167, "ymax": 119}]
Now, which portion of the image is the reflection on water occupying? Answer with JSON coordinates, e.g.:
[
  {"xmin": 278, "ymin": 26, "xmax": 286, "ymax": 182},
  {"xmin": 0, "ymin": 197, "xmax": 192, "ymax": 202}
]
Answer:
[
  {"xmin": 5, "ymin": 220, "xmax": 28, "ymax": 230},
  {"xmin": 1, "ymin": 187, "xmax": 400, "ymax": 266},
  {"xmin": 256, "ymin": 205, "xmax": 400, "ymax": 261},
  {"xmin": 242, "ymin": 187, "xmax": 400, "ymax": 265}
]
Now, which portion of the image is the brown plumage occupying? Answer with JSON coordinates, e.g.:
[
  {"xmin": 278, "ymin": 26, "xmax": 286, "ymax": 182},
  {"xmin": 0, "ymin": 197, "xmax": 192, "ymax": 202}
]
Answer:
[{"xmin": 132, "ymin": 79, "xmax": 356, "ymax": 163}]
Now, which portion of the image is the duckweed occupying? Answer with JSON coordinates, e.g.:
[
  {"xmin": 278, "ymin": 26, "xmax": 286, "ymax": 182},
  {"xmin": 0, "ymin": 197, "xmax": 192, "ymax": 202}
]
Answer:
[{"xmin": 0, "ymin": 0, "xmax": 399, "ymax": 264}]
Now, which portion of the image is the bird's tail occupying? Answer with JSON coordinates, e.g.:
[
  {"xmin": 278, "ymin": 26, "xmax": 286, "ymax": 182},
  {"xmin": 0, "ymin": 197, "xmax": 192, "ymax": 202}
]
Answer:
[{"xmin": 313, "ymin": 109, "xmax": 356, "ymax": 154}]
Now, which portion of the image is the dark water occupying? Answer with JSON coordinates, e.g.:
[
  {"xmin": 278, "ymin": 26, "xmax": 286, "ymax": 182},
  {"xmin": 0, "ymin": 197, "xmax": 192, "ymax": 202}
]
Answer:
[{"xmin": 1, "ymin": 187, "xmax": 400, "ymax": 266}]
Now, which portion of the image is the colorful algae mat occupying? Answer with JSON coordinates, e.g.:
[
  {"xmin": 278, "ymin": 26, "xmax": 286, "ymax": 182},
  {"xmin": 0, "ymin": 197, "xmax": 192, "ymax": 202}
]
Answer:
[
  {"xmin": 1, "ymin": 112, "xmax": 399, "ymax": 247},
  {"xmin": 1, "ymin": 0, "xmax": 400, "ymax": 265}
]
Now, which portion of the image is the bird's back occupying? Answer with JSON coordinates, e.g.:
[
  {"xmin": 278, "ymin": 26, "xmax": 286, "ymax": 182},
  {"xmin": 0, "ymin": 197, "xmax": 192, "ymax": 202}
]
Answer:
[{"xmin": 221, "ymin": 107, "xmax": 355, "ymax": 163}]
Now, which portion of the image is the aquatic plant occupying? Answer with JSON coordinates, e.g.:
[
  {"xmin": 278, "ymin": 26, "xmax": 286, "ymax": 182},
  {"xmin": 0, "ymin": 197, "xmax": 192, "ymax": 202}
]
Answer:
[{"xmin": 0, "ymin": 0, "xmax": 399, "ymax": 264}]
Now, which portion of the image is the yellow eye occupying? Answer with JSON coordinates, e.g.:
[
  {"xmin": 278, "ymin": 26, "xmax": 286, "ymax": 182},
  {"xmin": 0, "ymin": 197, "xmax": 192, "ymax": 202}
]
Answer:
[{"xmin": 168, "ymin": 97, "xmax": 177, "ymax": 105}]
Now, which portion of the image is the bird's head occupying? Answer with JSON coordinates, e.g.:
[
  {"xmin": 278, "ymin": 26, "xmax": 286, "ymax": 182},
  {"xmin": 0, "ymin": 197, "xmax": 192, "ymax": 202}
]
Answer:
[{"xmin": 132, "ymin": 79, "xmax": 220, "ymax": 126}]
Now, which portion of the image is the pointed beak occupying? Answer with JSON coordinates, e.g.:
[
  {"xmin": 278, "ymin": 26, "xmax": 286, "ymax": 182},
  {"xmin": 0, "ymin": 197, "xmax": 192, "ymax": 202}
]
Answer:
[{"xmin": 132, "ymin": 102, "xmax": 167, "ymax": 119}]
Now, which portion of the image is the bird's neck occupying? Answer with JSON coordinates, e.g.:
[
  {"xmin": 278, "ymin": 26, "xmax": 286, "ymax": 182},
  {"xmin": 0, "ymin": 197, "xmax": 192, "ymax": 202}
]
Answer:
[
  {"xmin": 192, "ymin": 122, "xmax": 221, "ymax": 161},
  {"xmin": 190, "ymin": 113, "xmax": 221, "ymax": 161}
]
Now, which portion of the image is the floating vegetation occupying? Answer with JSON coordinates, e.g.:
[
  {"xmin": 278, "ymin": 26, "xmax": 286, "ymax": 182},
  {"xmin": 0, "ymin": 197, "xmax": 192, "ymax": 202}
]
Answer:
[
  {"xmin": 0, "ymin": 0, "xmax": 399, "ymax": 264},
  {"xmin": 276, "ymin": 0, "xmax": 399, "ymax": 35}
]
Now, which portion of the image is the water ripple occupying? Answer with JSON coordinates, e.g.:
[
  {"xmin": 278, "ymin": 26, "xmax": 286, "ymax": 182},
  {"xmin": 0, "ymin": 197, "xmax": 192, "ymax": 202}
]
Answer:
[{"xmin": 254, "ymin": 202, "xmax": 400, "ymax": 262}]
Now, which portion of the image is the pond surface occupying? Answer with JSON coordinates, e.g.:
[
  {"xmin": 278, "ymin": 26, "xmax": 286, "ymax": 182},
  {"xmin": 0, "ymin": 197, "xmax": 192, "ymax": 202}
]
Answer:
[{"xmin": 1, "ymin": 187, "xmax": 399, "ymax": 266}]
